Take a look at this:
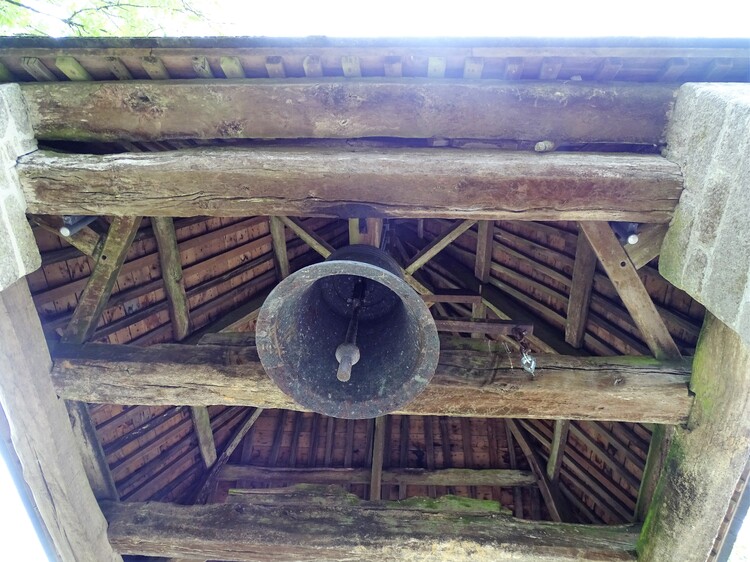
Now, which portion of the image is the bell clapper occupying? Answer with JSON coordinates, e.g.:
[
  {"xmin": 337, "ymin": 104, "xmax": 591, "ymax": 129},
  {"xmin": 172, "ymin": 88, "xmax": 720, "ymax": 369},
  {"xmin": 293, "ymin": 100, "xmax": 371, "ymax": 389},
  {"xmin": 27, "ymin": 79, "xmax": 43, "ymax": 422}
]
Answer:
[{"xmin": 335, "ymin": 277, "xmax": 367, "ymax": 382}]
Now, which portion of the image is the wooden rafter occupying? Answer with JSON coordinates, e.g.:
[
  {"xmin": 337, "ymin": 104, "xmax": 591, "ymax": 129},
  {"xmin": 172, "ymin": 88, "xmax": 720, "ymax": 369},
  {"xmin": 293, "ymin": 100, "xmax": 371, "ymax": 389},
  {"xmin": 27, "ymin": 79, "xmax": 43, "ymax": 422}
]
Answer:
[
  {"xmin": 547, "ymin": 420, "xmax": 571, "ymax": 485},
  {"xmin": 277, "ymin": 215, "xmax": 334, "ymax": 258},
  {"xmin": 579, "ymin": 221, "xmax": 681, "ymax": 360},
  {"xmin": 624, "ymin": 224, "xmax": 669, "ymax": 270},
  {"xmin": 50, "ymin": 340, "xmax": 693, "ymax": 423},
  {"xmin": 507, "ymin": 419, "xmax": 569, "ymax": 522},
  {"xmin": 268, "ymin": 216, "xmax": 290, "ymax": 280},
  {"xmin": 31, "ymin": 215, "xmax": 103, "ymax": 257},
  {"xmin": 189, "ymin": 406, "xmax": 217, "ymax": 469},
  {"xmin": 151, "ymin": 216, "xmax": 191, "ymax": 341},
  {"xmin": 405, "ymin": 219, "xmax": 476, "ymax": 275},
  {"xmin": 565, "ymin": 226, "xmax": 597, "ymax": 348},
  {"xmin": 62, "ymin": 216, "xmax": 142, "ymax": 344},
  {"xmin": 19, "ymin": 149, "xmax": 683, "ymax": 223},
  {"xmin": 21, "ymin": 79, "xmax": 678, "ymax": 145}
]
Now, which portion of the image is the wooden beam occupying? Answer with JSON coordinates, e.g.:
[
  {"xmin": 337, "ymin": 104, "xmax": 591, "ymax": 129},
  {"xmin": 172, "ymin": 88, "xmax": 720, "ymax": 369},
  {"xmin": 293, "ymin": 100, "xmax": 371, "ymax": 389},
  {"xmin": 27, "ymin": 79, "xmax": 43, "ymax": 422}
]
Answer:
[
  {"xmin": 546, "ymin": 420, "xmax": 570, "ymax": 484},
  {"xmin": 268, "ymin": 216, "xmax": 290, "ymax": 280},
  {"xmin": 507, "ymin": 419, "xmax": 568, "ymax": 522},
  {"xmin": 220, "ymin": 465, "xmax": 537, "ymax": 487},
  {"xmin": 193, "ymin": 408, "xmax": 263, "ymax": 505},
  {"xmin": 624, "ymin": 223, "xmax": 668, "ymax": 270},
  {"xmin": 639, "ymin": 314, "xmax": 750, "ymax": 560},
  {"xmin": 62, "ymin": 216, "xmax": 141, "ymax": 344},
  {"xmin": 21, "ymin": 80, "xmax": 678, "ymax": 145},
  {"xmin": 433, "ymin": 317, "xmax": 533, "ymax": 335},
  {"xmin": 0, "ymin": 280, "xmax": 122, "ymax": 561},
  {"xmin": 31, "ymin": 215, "xmax": 103, "ymax": 257},
  {"xmin": 369, "ymin": 416, "xmax": 386, "ymax": 500},
  {"xmin": 580, "ymin": 221, "xmax": 681, "ymax": 360},
  {"xmin": 101, "ymin": 497, "xmax": 640, "ymax": 561},
  {"xmin": 565, "ymin": 228, "xmax": 597, "ymax": 347},
  {"xmin": 151, "ymin": 217, "xmax": 191, "ymax": 341},
  {"xmin": 51, "ymin": 341, "xmax": 693, "ymax": 423},
  {"xmin": 19, "ymin": 149, "xmax": 684, "ymax": 223},
  {"xmin": 422, "ymin": 291, "xmax": 482, "ymax": 304},
  {"xmin": 405, "ymin": 219, "xmax": 476, "ymax": 275},
  {"xmin": 189, "ymin": 406, "xmax": 217, "ymax": 469},
  {"xmin": 277, "ymin": 216, "xmax": 334, "ymax": 258}
]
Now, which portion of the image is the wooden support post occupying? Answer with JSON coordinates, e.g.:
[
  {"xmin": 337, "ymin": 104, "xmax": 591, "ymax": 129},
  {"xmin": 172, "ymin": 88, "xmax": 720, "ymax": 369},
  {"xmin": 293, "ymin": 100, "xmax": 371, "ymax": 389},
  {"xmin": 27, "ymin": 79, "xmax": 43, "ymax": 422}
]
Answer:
[
  {"xmin": 505, "ymin": 422, "xmax": 525, "ymax": 518},
  {"xmin": 507, "ymin": 419, "xmax": 568, "ymax": 522},
  {"xmin": 370, "ymin": 416, "xmax": 386, "ymax": 500},
  {"xmin": 269, "ymin": 216, "xmax": 290, "ymax": 280},
  {"xmin": 193, "ymin": 408, "xmax": 263, "ymax": 505},
  {"xmin": 62, "ymin": 216, "xmax": 142, "ymax": 344},
  {"xmin": 151, "ymin": 217, "xmax": 191, "ymax": 341},
  {"xmin": 638, "ymin": 314, "xmax": 750, "ymax": 560},
  {"xmin": 472, "ymin": 220, "xmax": 494, "ymax": 336},
  {"xmin": 189, "ymin": 406, "xmax": 217, "ymax": 468},
  {"xmin": 0, "ymin": 280, "xmax": 122, "ymax": 561},
  {"xmin": 546, "ymin": 420, "xmax": 570, "ymax": 485},
  {"xmin": 277, "ymin": 216, "xmax": 334, "ymax": 258},
  {"xmin": 565, "ymin": 227, "xmax": 597, "ymax": 348},
  {"xmin": 580, "ymin": 221, "xmax": 681, "ymax": 360}
]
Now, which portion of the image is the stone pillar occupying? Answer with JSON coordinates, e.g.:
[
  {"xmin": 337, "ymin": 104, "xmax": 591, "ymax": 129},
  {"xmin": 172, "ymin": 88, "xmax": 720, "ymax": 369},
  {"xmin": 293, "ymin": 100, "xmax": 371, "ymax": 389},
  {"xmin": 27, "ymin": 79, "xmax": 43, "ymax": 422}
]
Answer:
[
  {"xmin": 0, "ymin": 83, "xmax": 40, "ymax": 287},
  {"xmin": 660, "ymin": 83, "xmax": 750, "ymax": 346}
]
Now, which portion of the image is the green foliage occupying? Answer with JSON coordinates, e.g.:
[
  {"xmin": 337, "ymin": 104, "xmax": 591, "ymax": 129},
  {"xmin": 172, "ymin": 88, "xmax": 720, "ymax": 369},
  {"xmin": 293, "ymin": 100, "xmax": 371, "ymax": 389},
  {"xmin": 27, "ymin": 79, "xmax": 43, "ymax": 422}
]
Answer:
[{"xmin": 0, "ymin": 0, "xmax": 223, "ymax": 36}]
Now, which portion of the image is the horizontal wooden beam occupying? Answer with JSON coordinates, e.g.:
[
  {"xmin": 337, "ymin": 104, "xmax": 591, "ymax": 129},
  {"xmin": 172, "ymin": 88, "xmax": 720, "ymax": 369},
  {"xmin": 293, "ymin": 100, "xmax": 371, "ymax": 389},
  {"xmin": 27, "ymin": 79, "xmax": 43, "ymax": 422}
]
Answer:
[
  {"xmin": 219, "ymin": 466, "xmax": 537, "ymax": 487},
  {"xmin": 101, "ymin": 497, "xmax": 640, "ymax": 561},
  {"xmin": 19, "ymin": 149, "xmax": 683, "ymax": 223},
  {"xmin": 51, "ymin": 339, "xmax": 693, "ymax": 422},
  {"xmin": 433, "ymin": 317, "xmax": 533, "ymax": 335},
  {"xmin": 21, "ymin": 80, "xmax": 677, "ymax": 144}
]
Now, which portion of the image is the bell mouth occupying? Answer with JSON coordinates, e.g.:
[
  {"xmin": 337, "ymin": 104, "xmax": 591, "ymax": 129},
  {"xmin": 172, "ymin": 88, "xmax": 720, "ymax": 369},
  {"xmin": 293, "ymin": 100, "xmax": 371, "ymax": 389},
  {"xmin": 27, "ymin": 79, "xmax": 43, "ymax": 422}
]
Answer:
[{"xmin": 255, "ymin": 259, "xmax": 439, "ymax": 419}]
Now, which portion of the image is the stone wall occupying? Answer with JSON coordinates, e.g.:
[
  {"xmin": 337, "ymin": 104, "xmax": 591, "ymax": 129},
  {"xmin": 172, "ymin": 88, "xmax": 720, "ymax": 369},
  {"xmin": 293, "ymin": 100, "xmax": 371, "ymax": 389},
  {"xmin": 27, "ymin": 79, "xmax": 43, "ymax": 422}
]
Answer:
[
  {"xmin": 660, "ymin": 83, "xmax": 750, "ymax": 346},
  {"xmin": 0, "ymin": 83, "xmax": 40, "ymax": 289}
]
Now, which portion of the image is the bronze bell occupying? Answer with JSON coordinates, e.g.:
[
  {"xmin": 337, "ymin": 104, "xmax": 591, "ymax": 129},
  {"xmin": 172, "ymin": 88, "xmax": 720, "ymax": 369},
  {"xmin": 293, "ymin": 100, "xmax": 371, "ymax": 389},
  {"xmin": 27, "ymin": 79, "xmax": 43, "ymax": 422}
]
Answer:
[{"xmin": 255, "ymin": 245, "xmax": 439, "ymax": 419}]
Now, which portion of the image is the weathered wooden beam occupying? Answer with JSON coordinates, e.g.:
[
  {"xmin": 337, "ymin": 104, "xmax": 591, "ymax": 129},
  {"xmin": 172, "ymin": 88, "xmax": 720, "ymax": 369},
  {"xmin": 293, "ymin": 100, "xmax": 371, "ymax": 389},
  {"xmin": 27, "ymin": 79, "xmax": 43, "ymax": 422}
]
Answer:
[
  {"xmin": 580, "ymin": 221, "xmax": 681, "ymax": 360},
  {"xmin": 268, "ymin": 216, "xmax": 290, "ymax": 280},
  {"xmin": 277, "ymin": 216, "xmax": 334, "ymax": 258},
  {"xmin": 101, "ymin": 497, "xmax": 640, "ymax": 561},
  {"xmin": 624, "ymin": 223, "xmax": 668, "ymax": 270},
  {"xmin": 151, "ymin": 217, "xmax": 191, "ymax": 341},
  {"xmin": 0, "ymin": 280, "xmax": 122, "ymax": 562},
  {"xmin": 421, "ymin": 291, "xmax": 482, "ymax": 304},
  {"xmin": 370, "ymin": 416, "xmax": 386, "ymax": 500},
  {"xmin": 638, "ymin": 314, "xmax": 750, "ymax": 560},
  {"xmin": 405, "ymin": 219, "xmax": 476, "ymax": 274},
  {"xmin": 19, "ymin": 149, "xmax": 684, "ymax": 223},
  {"xmin": 189, "ymin": 406, "xmax": 217, "ymax": 469},
  {"xmin": 565, "ymin": 228, "xmax": 598, "ymax": 347},
  {"xmin": 20, "ymin": 79, "xmax": 677, "ymax": 145},
  {"xmin": 192, "ymin": 408, "xmax": 263, "ymax": 505},
  {"xmin": 546, "ymin": 420, "xmax": 571, "ymax": 484},
  {"xmin": 220, "ymin": 466, "xmax": 537, "ymax": 487},
  {"xmin": 433, "ymin": 317, "xmax": 533, "ymax": 335},
  {"xmin": 507, "ymin": 419, "xmax": 569, "ymax": 522},
  {"xmin": 51, "ymin": 341, "xmax": 693, "ymax": 423},
  {"xmin": 62, "ymin": 216, "xmax": 142, "ymax": 344},
  {"xmin": 31, "ymin": 215, "xmax": 103, "ymax": 257}
]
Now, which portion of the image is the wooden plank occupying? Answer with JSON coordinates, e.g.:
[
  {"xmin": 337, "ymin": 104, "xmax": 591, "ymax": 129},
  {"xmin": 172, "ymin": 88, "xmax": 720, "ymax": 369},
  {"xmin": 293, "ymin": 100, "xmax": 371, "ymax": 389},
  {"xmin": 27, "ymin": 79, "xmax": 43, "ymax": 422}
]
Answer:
[
  {"xmin": 193, "ymin": 408, "xmax": 263, "ymax": 505},
  {"xmin": 219, "ymin": 465, "xmax": 537, "ymax": 486},
  {"xmin": 268, "ymin": 216, "xmax": 290, "ymax": 280},
  {"xmin": 505, "ymin": 421, "xmax": 524, "ymax": 518},
  {"xmin": 539, "ymin": 57, "xmax": 563, "ymax": 79},
  {"xmin": 189, "ymin": 406, "xmax": 217, "ymax": 468},
  {"xmin": 594, "ymin": 57, "xmax": 623, "ymax": 80},
  {"xmin": 106, "ymin": 56, "xmax": 133, "ymax": 79},
  {"xmin": 20, "ymin": 57, "xmax": 56, "ymax": 81},
  {"xmin": 191, "ymin": 56, "xmax": 214, "ymax": 78},
  {"xmin": 151, "ymin": 217, "xmax": 191, "ymax": 341},
  {"xmin": 580, "ymin": 221, "xmax": 681, "ymax": 360},
  {"xmin": 341, "ymin": 56, "xmax": 361, "ymax": 77},
  {"xmin": 427, "ymin": 57, "xmax": 447, "ymax": 78},
  {"xmin": 0, "ymin": 280, "xmax": 122, "ymax": 562},
  {"xmin": 405, "ymin": 219, "xmax": 476, "ymax": 274},
  {"xmin": 565, "ymin": 228, "xmax": 598, "ymax": 347},
  {"xmin": 639, "ymin": 314, "xmax": 750, "ymax": 560},
  {"xmin": 474, "ymin": 221, "xmax": 494, "ymax": 283},
  {"xmin": 55, "ymin": 56, "xmax": 92, "ymax": 80},
  {"xmin": 369, "ymin": 416, "xmax": 386, "ymax": 500},
  {"xmin": 31, "ymin": 215, "xmax": 102, "ymax": 257},
  {"xmin": 265, "ymin": 56, "xmax": 286, "ymax": 78},
  {"xmin": 507, "ymin": 419, "xmax": 568, "ymax": 522},
  {"xmin": 624, "ymin": 224, "xmax": 668, "ymax": 270},
  {"xmin": 433, "ymin": 317, "xmax": 533, "ymax": 335},
  {"xmin": 20, "ymin": 150, "xmax": 684, "ymax": 223},
  {"xmin": 277, "ymin": 216, "xmax": 334, "ymax": 258},
  {"xmin": 302, "ymin": 55, "xmax": 323, "ymax": 77},
  {"xmin": 546, "ymin": 420, "xmax": 570, "ymax": 484},
  {"xmin": 51, "ymin": 342, "xmax": 693, "ymax": 423},
  {"xmin": 463, "ymin": 57, "xmax": 484, "ymax": 79},
  {"xmin": 219, "ymin": 56, "xmax": 245, "ymax": 78},
  {"xmin": 140, "ymin": 56, "xmax": 170, "ymax": 79},
  {"xmin": 102, "ymin": 498, "xmax": 640, "ymax": 561},
  {"xmin": 61, "ymin": 216, "xmax": 142, "ymax": 344},
  {"xmin": 635, "ymin": 425, "xmax": 674, "ymax": 522},
  {"xmin": 422, "ymin": 292, "xmax": 482, "ymax": 304},
  {"xmin": 20, "ymin": 80, "xmax": 679, "ymax": 144}
]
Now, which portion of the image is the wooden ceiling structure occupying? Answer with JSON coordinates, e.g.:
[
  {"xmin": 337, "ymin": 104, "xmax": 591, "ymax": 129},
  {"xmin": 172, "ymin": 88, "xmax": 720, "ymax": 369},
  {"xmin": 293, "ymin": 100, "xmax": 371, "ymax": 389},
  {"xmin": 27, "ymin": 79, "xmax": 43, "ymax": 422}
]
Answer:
[{"xmin": 1, "ymin": 36, "xmax": 749, "ymax": 562}]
